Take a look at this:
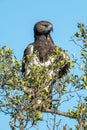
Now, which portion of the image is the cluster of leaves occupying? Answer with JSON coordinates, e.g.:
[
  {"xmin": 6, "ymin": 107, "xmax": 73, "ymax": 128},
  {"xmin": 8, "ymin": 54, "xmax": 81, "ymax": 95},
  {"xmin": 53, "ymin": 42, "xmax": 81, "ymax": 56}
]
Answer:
[
  {"xmin": 0, "ymin": 46, "xmax": 21, "ymax": 89},
  {"xmin": 68, "ymin": 103, "xmax": 87, "ymax": 130},
  {"xmin": 48, "ymin": 22, "xmax": 87, "ymax": 130},
  {"xmin": 68, "ymin": 22, "xmax": 87, "ymax": 129},
  {"xmin": 0, "ymin": 45, "xmax": 71, "ymax": 129},
  {"xmin": 74, "ymin": 23, "xmax": 87, "ymax": 88},
  {"xmin": 68, "ymin": 103, "xmax": 87, "ymax": 119},
  {"xmin": 0, "ymin": 46, "xmax": 46, "ymax": 128}
]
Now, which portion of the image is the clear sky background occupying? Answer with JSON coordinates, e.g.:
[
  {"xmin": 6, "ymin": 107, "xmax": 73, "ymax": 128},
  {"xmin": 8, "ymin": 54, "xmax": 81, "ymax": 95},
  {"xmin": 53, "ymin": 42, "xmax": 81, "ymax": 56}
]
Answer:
[{"xmin": 0, "ymin": 0, "xmax": 87, "ymax": 130}]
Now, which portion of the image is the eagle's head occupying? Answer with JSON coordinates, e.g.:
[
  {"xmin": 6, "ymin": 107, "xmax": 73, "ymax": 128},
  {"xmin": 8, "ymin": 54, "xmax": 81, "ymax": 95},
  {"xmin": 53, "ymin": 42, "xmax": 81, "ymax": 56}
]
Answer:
[{"xmin": 34, "ymin": 21, "xmax": 53, "ymax": 35}]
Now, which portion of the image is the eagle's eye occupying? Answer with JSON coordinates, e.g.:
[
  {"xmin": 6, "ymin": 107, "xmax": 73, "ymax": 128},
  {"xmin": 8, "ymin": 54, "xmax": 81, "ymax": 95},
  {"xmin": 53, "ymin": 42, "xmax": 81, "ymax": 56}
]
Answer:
[
  {"xmin": 41, "ymin": 24, "xmax": 48, "ymax": 28},
  {"xmin": 44, "ymin": 24, "xmax": 48, "ymax": 27}
]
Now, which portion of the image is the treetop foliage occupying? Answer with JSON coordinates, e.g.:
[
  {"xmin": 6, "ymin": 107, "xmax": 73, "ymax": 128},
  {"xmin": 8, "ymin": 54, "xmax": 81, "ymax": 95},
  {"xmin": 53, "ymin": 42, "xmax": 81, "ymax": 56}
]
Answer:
[{"xmin": 0, "ymin": 22, "xmax": 87, "ymax": 130}]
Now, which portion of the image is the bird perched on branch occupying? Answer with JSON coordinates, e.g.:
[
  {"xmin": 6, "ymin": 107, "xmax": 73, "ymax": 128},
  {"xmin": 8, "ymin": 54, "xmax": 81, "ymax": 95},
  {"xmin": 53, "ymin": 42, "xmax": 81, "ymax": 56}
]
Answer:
[
  {"xmin": 22, "ymin": 21, "xmax": 70, "ymax": 110},
  {"xmin": 22, "ymin": 21, "xmax": 55, "ymax": 75}
]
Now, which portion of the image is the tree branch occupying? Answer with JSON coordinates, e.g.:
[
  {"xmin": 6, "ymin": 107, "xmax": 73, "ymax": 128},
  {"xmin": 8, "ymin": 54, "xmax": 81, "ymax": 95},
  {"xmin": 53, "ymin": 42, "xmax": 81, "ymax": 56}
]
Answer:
[{"xmin": 43, "ymin": 109, "xmax": 76, "ymax": 119}]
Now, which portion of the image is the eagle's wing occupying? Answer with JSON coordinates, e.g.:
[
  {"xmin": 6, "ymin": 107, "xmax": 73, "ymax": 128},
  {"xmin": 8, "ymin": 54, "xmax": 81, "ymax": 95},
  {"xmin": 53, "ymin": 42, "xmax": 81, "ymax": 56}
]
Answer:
[
  {"xmin": 22, "ymin": 44, "xmax": 34, "ymax": 76},
  {"xmin": 58, "ymin": 50, "xmax": 70, "ymax": 78}
]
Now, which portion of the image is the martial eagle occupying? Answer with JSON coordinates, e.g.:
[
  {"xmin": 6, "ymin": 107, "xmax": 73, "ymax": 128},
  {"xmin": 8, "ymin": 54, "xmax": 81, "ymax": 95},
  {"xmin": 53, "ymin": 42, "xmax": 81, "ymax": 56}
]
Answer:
[{"xmin": 22, "ymin": 21, "xmax": 70, "ymax": 110}]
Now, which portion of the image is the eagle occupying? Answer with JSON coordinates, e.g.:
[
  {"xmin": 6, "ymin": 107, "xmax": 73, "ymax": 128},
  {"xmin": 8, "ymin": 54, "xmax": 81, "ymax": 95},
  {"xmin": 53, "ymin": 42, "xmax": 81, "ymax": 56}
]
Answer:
[{"xmin": 22, "ymin": 21, "xmax": 70, "ymax": 110}]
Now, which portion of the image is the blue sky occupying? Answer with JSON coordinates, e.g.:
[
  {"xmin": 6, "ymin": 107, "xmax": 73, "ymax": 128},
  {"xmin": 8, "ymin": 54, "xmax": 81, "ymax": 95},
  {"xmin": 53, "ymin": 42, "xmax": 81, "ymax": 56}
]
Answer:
[{"xmin": 0, "ymin": 0, "xmax": 87, "ymax": 129}]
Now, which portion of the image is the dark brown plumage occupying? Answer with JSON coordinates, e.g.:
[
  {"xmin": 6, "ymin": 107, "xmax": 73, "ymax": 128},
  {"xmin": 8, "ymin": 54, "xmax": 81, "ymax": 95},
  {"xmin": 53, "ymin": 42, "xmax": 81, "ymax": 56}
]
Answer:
[
  {"xmin": 22, "ymin": 21, "xmax": 70, "ymax": 110},
  {"xmin": 22, "ymin": 21, "xmax": 55, "ymax": 74}
]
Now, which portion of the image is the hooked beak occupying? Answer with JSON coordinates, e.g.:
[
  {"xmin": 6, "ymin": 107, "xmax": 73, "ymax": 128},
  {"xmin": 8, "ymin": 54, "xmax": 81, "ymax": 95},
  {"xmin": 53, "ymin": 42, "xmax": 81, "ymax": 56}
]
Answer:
[
  {"xmin": 48, "ymin": 24, "xmax": 53, "ymax": 32},
  {"xmin": 51, "ymin": 25, "xmax": 53, "ymax": 32}
]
